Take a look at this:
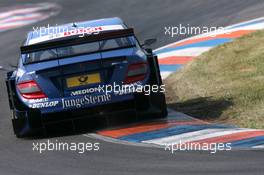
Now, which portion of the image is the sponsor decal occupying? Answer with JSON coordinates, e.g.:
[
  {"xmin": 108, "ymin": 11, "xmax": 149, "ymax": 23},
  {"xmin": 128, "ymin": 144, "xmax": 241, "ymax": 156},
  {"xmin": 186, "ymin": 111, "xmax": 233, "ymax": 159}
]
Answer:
[
  {"xmin": 64, "ymin": 26, "xmax": 103, "ymax": 37},
  {"xmin": 70, "ymin": 87, "xmax": 103, "ymax": 96},
  {"xmin": 62, "ymin": 94, "xmax": 111, "ymax": 109},
  {"xmin": 70, "ymin": 81, "xmax": 142, "ymax": 96},
  {"xmin": 29, "ymin": 101, "xmax": 59, "ymax": 108},
  {"xmin": 28, "ymin": 98, "xmax": 49, "ymax": 103},
  {"xmin": 28, "ymin": 94, "xmax": 111, "ymax": 109}
]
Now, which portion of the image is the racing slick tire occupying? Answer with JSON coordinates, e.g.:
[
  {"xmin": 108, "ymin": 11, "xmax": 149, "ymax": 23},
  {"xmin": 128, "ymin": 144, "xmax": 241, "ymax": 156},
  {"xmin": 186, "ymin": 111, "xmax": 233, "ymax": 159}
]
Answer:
[
  {"xmin": 12, "ymin": 110, "xmax": 43, "ymax": 138},
  {"xmin": 135, "ymin": 51, "xmax": 168, "ymax": 119},
  {"xmin": 6, "ymin": 73, "xmax": 43, "ymax": 138},
  {"xmin": 12, "ymin": 117, "xmax": 27, "ymax": 138},
  {"xmin": 150, "ymin": 91, "xmax": 168, "ymax": 118},
  {"xmin": 148, "ymin": 52, "xmax": 167, "ymax": 118},
  {"xmin": 135, "ymin": 91, "xmax": 167, "ymax": 119}
]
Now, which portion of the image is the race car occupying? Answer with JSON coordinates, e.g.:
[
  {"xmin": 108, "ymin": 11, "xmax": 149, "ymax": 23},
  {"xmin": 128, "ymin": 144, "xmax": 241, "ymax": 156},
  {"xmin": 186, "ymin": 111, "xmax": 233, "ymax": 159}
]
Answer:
[{"xmin": 5, "ymin": 17, "xmax": 167, "ymax": 137}]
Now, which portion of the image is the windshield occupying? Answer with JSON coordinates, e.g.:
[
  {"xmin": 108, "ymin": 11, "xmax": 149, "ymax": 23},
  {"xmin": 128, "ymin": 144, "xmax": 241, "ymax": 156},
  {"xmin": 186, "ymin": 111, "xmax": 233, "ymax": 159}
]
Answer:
[{"xmin": 24, "ymin": 36, "xmax": 136, "ymax": 64}]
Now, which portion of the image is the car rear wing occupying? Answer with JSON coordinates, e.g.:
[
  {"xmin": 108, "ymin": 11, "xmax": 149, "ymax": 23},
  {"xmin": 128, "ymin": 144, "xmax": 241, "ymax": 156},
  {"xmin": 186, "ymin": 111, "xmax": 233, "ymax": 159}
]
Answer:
[{"xmin": 20, "ymin": 28, "xmax": 135, "ymax": 54}]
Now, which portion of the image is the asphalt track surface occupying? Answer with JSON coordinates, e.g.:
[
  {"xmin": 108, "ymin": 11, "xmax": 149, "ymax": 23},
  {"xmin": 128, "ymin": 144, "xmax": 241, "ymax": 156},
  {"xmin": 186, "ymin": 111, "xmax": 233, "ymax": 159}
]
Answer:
[{"xmin": 1, "ymin": 0, "xmax": 264, "ymax": 174}]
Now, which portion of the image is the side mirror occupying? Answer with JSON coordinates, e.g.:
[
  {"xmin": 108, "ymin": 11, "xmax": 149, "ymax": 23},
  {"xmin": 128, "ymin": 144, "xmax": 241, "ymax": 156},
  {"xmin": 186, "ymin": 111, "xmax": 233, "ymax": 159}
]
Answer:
[
  {"xmin": 145, "ymin": 48, "xmax": 153, "ymax": 54},
  {"xmin": 142, "ymin": 38, "xmax": 157, "ymax": 47}
]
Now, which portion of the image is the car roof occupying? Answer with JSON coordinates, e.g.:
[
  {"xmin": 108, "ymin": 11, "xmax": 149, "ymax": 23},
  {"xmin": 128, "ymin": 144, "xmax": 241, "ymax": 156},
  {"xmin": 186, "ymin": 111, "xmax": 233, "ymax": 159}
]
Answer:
[{"xmin": 26, "ymin": 17, "xmax": 127, "ymax": 45}]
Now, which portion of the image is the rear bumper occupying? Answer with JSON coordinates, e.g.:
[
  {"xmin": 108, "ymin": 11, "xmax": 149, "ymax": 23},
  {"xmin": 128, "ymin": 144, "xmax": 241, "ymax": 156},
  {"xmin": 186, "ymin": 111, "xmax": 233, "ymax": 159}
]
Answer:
[
  {"xmin": 14, "ymin": 93, "xmax": 153, "ymax": 127},
  {"xmin": 41, "ymin": 99, "xmax": 137, "ymax": 125},
  {"xmin": 22, "ymin": 92, "xmax": 135, "ymax": 114}
]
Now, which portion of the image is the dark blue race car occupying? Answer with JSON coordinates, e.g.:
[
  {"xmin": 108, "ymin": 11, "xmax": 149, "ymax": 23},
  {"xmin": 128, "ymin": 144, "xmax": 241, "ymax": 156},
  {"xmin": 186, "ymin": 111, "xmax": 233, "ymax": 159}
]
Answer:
[{"xmin": 5, "ymin": 17, "xmax": 167, "ymax": 137}]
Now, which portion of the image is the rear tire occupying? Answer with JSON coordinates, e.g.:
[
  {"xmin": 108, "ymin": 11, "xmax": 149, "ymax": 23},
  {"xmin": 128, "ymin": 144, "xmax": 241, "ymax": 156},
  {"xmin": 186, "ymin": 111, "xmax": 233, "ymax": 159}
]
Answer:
[
  {"xmin": 150, "ymin": 92, "xmax": 168, "ymax": 118},
  {"xmin": 12, "ymin": 110, "xmax": 42, "ymax": 138},
  {"xmin": 12, "ymin": 117, "xmax": 26, "ymax": 138},
  {"xmin": 146, "ymin": 53, "xmax": 168, "ymax": 118}
]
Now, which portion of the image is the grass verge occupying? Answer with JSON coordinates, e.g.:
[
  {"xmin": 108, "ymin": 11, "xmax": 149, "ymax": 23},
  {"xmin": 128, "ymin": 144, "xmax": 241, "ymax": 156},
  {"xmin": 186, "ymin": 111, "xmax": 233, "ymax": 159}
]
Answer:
[{"xmin": 165, "ymin": 30, "xmax": 264, "ymax": 129}]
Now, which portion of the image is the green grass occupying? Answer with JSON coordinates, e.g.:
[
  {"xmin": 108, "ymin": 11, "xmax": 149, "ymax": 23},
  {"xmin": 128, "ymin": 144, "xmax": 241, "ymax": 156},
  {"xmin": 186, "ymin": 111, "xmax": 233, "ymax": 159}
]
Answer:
[{"xmin": 165, "ymin": 30, "xmax": 264, "ymax": 129}]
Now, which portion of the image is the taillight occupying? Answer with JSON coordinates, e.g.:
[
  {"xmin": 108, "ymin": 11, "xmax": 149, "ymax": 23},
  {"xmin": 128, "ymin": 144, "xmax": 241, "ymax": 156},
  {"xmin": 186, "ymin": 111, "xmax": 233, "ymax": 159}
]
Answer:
[
  {"xmin": 17, "ymin": 80, "xmax": 47, "ymax": 99},
  {"xmin": 124, "ymin": 63, "xmax": 148, "ymax": 84}
]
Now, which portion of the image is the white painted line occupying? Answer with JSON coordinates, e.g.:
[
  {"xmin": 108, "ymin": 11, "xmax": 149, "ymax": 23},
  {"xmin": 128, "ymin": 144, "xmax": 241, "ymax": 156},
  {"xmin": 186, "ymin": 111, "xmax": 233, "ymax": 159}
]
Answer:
[
  {"xmin": 0, "ymin": 3, "xmax": 60, "ymax": 32},
  {"xmin": 225, "ymin": 16, "xmax": 264, "ymax": 29},
  {"xmin": 161, "ymin": 71, "xmax": 173, "ymax": 79},
  {"xmin": 157, "ymin": 47, "xmax": 212, "ymax": 58},
  {"xmin": 82, "ymin": 133, "xmax": 160, "ymax": 148},
  {"xmin": 0, "ymin": 19, "xmax": 44, "ymax": 30},
  {"xmin": 0, "ymin": 7, "xmax": 45, "ymax": 19},
  {"xmin": 142, "ymin": 128, "xmax": 255, "ymax": 145},
  {"xmin": 0, "ymin": 13, "xmax": 43, "ymax": 24},
  {"xmin": 0, "ymin": 15, "xmax": 51, "ymax": 32},
  {"xmin": 154, "ymin": 16, "xmax": 264, "ymax": 52},
  {"xmin": 252, "ymin": 145, "xmax": 264, "ymax": 148},
  {"xmin": 0, "ymin": 3, "xmax": 59, "ymax": 19},
  {"xmin": 184, "ymin": 22, "xmax": 264, "ymax": 39}
]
